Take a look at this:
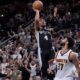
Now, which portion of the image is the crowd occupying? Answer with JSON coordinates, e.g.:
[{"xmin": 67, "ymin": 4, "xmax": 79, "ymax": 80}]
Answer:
[
  {"xmin": 0, "ymin": 1, "xmax": 34, "ymax": 40},
  {"xmin": 0, "ymin": 0, "xmax": 80, "ymax": 80}
]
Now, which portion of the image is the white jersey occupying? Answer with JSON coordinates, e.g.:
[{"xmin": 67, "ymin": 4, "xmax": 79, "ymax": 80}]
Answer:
[{"xmin": 54, "ymin": 49, "xmax": 78, "ymax": 80}]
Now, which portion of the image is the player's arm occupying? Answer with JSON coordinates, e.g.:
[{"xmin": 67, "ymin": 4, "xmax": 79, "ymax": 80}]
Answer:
[
  {"xmin": 34, "ymin": 10, "xmax": 40, "ymax": 31},
  {"xmin": 48, "ymin": 51, "xmax": 58, "ymax": 71},
  {"xmin": 70, "ymin": 52, "xmax": 80, "ymax": 77}
]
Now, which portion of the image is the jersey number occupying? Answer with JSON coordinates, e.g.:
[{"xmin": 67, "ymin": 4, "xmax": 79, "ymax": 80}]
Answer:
[{"xmin": 58, "ymin": 63, "xmax": 64, "ymax": 70}]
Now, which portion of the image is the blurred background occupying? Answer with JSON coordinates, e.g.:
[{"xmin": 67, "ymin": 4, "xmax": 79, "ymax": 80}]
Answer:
[{"xmin": 0, "ymin": 0, "xmax": 80, "ymax": 80}]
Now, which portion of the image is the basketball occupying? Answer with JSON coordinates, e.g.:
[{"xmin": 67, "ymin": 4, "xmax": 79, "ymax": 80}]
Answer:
[{"xmin": 32, "ymin": 0, "xmax": 43, "ymax": 11}]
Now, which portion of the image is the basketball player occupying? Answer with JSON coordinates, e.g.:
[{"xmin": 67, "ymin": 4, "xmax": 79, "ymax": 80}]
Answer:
[
  {"xmin": 34, "ymin": 9, "xmax": 55, "ymax": 79},
  {"xmin": 54, "ymin": 36, "xmax": 80, "ymax": 80}
]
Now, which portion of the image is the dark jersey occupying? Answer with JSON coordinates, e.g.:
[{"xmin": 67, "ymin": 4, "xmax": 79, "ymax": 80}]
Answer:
[{"xmin": 39, "ymin": 29, "xmax": 52, "ymax": 50}]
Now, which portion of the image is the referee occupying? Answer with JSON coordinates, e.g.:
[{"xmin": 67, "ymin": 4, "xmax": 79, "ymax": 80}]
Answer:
[{"xmin": 34, "ymin": 9, "xmax": 55, "ymax": 79}]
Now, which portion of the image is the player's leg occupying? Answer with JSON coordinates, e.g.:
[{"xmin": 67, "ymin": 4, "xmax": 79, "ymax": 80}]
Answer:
[{"xmin": 41, "ymin": 51, "xmax": 48, "ymax": 79}]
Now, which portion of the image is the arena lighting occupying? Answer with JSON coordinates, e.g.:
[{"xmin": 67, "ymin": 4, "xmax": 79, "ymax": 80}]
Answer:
[{"xmin": 1, "ymin": 14, "xmax": 4, "ymax": 17}]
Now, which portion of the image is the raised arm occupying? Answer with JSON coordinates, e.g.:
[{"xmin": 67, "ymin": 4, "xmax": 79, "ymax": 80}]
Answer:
[{"xmin": 34, "ymin": 10, "xmax": 40, "ymax": 31}]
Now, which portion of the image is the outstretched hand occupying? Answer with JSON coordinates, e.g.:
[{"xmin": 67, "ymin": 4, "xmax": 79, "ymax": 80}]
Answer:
[{"xmin": 33, "ymin": 8, "xmax": 40, "ymax": 13}]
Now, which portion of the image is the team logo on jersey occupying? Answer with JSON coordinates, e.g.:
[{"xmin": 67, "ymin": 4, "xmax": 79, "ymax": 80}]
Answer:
[{"xmin": 56, "ymin": 59, "xmax": 67, "ymax": 63}]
